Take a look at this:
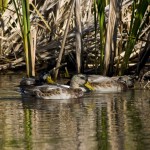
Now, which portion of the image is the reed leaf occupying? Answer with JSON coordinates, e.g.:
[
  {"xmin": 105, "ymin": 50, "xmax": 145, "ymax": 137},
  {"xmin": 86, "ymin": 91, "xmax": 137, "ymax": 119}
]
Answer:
[
  {"xmin": 121, "ymin": 0, "xmax": 149, "ymax": 74},
  {"xmin": 13, "ymin": 0, "xmax": 35, "ymax": 77},
  {"xmin": 0, "ymin": 0, "xmax": 8, "ymax": 14},
  {"xmin": 95, "ymin": 0, "xmax": 106, "ymax": 73},
  {"xmin": 30, "ymin": 2, "xmax": 50, "ymax": 31},
  {"xmin": 22, "ymin": 0, "xmax": 35, "ymax": 77},
  {"xmin": 0, "ymin": 0, "xmax": 8, "ymax": 56},
  {"xmin": 12, "ymin": 0, "xmax": 23, "ymax": 36}
]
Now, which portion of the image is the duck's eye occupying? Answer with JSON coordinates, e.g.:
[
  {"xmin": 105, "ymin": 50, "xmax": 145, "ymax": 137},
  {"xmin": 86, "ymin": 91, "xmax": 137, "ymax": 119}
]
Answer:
[
  {"xmin": 118, "ymin": 77, "xmax": 122, "ymax": 80},
  {"xmin": 80, "ymin": 77, "xmax": 85, "ymax": 80}
]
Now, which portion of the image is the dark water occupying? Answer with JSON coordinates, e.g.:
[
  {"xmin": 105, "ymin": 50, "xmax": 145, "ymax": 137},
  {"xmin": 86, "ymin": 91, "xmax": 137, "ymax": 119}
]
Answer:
[{"xmin": 0, "ymin": 75, "xmax": 150, "ymax": 150}]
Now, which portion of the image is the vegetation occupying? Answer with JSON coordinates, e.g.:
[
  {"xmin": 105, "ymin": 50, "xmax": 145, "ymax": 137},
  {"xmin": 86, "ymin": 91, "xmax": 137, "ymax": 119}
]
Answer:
[
  {"xmin": 94, "ymin": 0, "xmax": 106, "ymax": 74},
  {"xmin": 13, "ymin": 0, "xmax": 38, "ymax": 77},
  {"xmin": 0, "ymin": 0, "xmax": 8, "ymax": 56},
  {"xmin": 0, "ymin": 0, "xmax": 149, "ymax": 78},
  {"xmin": 0, "ymin": 0, "xmax": 8, "ymax": 14},
  {"xmin": 121, "ymin": 0, "xmax": 149, "ymax": 75}
]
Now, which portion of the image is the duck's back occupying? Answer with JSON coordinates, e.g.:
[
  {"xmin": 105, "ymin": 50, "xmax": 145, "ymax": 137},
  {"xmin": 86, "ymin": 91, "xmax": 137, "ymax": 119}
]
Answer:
[
  {"xmin": 90, "ymin": 80, "xmax": 127, "ymax": 92},
  {"xmin": 34, "ymin": 87, "xmax": 83, "ymax": 99}
]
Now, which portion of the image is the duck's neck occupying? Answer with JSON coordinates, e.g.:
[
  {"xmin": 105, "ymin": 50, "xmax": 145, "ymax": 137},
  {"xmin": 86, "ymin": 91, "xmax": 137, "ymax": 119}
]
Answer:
[{"xmin": 70, "ymin": 81, "xmax": 80, "ymax": 89}]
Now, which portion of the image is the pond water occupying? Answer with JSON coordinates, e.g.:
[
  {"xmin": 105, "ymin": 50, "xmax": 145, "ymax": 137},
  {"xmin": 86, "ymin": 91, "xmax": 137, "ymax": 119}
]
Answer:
[{"xmin": 0, "ymin": 75, "xmax": 150, "ymax": 150}]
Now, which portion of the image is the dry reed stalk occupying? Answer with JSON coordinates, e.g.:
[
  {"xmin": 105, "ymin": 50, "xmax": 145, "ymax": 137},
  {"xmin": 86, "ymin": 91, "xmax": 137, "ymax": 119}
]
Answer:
[
  {"xmin": 0, "ymin": 0, "xmax": 149, "ymax": 77},
  {"xmin": 54, "ymin": 0, "xmax": 75, "ymax": 80},
  {"xmin": 75, "ymin": 0, "xmax": 82, "ymax": 73},
  {"xmin": 0, "ymin": 28, "xmax": 3, "ymax": 56},
  {"xmin": 103, "ymin": 0, "xmax": 119, "ymax": 75},
  {"xmin": 0, "ymin": 15, "xmax": 4, "ymax": 56},
  {"xmin": 30, "ymin": 25, "xmax": 37, "ymax": 76}
]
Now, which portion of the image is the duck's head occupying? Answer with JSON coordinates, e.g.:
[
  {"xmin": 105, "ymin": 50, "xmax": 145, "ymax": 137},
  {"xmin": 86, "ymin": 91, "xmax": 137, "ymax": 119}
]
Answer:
[
  {"xmin": 70, "ymin": 74, "xmax": 94, "ymax": 90},
  {"xmin": 118, "ymin": 75, "xmax": 135, "ymax": 88},
  {"xmin": 40, "ymin": 72, "xmax": 55, "ymax": 84},
  {"xmin": 20, "ymin": 77, "xmax": 36, "ymax": 86}
]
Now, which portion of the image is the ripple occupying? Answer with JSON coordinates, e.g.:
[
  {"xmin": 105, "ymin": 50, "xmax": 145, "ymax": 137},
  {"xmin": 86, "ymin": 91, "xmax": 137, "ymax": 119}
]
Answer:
[{"xmin": 0, "ymin": 75, "xmax": 150, "ymax": 150}]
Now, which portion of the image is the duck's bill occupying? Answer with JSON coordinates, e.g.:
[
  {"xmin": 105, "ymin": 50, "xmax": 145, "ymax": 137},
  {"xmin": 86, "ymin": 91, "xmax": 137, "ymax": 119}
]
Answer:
[
  {"xmin": 46, "ymin": 76, "xmax": 55, "ymax": 84},
  {"xmin": 84, "ymin": 82, "xmax": 94, "ymax": 90}
]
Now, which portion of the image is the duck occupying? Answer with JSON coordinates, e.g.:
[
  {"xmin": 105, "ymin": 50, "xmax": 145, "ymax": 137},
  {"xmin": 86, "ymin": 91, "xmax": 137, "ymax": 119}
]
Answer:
[
  {"xmin": 19, "ymin": 74, "xmax": 93, "ymax": 99},
  {"xmin": 70, "ymin": 74, "xmax": 135, "ymax": 92}
]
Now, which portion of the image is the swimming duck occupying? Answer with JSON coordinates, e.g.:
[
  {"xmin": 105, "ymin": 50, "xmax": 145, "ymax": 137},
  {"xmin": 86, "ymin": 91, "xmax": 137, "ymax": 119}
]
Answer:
[
  {"xmin": 71, "ymin": 74, "xmax": 135, "ymax": 92},
  {"xmin": 20, "ymin": 74, "xmax": 92, "ymax": 99}
]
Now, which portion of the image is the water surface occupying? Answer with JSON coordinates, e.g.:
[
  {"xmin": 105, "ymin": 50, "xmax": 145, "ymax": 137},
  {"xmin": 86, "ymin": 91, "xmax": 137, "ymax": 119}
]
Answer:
[{"xmin": 0, "ymin": 75, "xmax": 150, "ymax": 150}]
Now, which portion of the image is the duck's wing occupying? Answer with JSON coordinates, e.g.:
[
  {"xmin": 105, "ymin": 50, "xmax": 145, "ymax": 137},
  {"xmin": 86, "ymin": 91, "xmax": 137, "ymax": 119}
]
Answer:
[
  {"xmin": 34, "ymin": 87, "xmax": 83, "ymax": 99},
  {"xmin": 20, "ymin": 83, "xmax": 70, "ymax": 95},
  {"xmin": 36, "ymin": 84, "xmax": 63, "ymax": 91},
  {"xmin": 56, "ymin": 84, "xmax": 70, "ymax": 88},
  {"xmin": 87, "ymin": 75, "xmax": 112, "ymax": 83}
]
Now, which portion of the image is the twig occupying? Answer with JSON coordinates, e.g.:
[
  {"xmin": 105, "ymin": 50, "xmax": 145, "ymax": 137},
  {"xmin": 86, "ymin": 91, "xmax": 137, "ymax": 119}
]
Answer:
[
  {"xmin": 54, "ymin": 0, "xmax": 75, "ymax": 80},
  {"xmin": 141, "ymin": 71, "xmax": 150, "ymax": 81},
  {"xmin": 48, "ymin": 62, "xmax": 67, "ymax": 74}
]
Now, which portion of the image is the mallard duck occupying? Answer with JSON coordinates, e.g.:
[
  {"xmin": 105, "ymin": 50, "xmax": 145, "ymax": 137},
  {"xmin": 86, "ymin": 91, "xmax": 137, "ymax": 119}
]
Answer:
[
  {"xmin": 20, "ymin": 74, "xmax": 92, "ymax": 99},
  {"xmin": 21, "ymin": 84, "xmax": 83, "ymax": 99},
  {"xmin": 71, "ymin": 74, "xmax": 135, "ymax": 92}
]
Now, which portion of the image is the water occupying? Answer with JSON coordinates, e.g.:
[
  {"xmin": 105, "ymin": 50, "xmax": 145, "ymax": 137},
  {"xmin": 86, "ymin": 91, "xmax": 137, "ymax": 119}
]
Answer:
[{"xmin": 0, "ymin": 75, "xmax": 150, "ymax": 150}]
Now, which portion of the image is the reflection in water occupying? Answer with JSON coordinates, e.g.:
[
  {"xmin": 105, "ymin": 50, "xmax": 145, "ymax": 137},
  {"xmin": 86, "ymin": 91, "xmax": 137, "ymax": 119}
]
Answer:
[{"xmin": 0, "ymin": 75, "xmax": 150, "ymax": 150}]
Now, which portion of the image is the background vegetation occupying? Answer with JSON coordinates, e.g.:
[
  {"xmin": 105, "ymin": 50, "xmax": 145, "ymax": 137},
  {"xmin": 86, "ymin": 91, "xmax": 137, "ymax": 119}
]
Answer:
[{"xmin": 0, "ymin": 0, "xmax": 149, "ymax": 78}]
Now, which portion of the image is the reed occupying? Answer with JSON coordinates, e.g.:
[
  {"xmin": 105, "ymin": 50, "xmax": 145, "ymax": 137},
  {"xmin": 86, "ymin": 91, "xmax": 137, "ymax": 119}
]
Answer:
[
  {"xmin": 0, "ymin": 0, "xmax": 8, "ymax": 14},
  {"xmin": 75, "ymin": 0, "xmax": 82, "ymax": 74},
  {"xmin": 13, "ymin": 0, "xmax": 35, "ymax": 77},
  {"xmin": 0, "ymin": 0, "xmax": 149, "ymax": 77},
  {"xmin": 94, "ymin": 0, "xmax": 149, "ymax": 75},
  {"xmin": 54, "ymin": 0, "xmax": 75, "ymax": 80},
  {"xmin": 121, "ymin": 0, "xmax": 149, "ymax": 74},
  {"xmin": 0, "ymin": 0, "xmax": 8, "ymax": 56},
  {"xmin": 95, "ymin": 0, "xmax": 106, "ymax": 73}
]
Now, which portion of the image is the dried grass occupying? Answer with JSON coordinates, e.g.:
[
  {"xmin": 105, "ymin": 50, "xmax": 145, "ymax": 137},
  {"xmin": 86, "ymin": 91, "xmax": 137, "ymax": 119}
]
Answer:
[{"xmin": 0, "ymin": 0, "xmax": 149, "ymax": 74}]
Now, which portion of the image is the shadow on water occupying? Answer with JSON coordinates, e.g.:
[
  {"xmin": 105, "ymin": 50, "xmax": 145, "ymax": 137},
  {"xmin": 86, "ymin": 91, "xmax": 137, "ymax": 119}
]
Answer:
[{"xmin": 0, "ymin": 75, "xmax": 150, "ymax": 150}]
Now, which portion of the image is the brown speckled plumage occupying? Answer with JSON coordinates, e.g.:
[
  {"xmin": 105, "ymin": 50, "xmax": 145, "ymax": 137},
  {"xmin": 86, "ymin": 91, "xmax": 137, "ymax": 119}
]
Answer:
[
  {"xmin": 71, "ymin": 74, "xmax": 130, "ymax": 92},
  {"xmin": 20, "ymin": 75, "xmax": 87, "ymax": 99},
  {"xmin": 33, "ymin": 88, "xmax": 83, "ymax": 99},
  {"xmin": 91, "ymin": 80, "xmax": 126, "ymax": 89},
  {"xmin": 20, "ymin": 74, "xmax": 132, "ymax": 99}
]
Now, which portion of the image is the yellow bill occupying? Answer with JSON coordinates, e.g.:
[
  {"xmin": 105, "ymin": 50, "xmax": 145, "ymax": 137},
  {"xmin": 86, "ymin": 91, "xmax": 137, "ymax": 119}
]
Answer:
[
  {"xmin": 46, "ymin": 76, "xmax": 55, "ymax": 84},
  {"xmin": 84, "ymin": 81, "xmax": 94, "ymax": 90}
]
